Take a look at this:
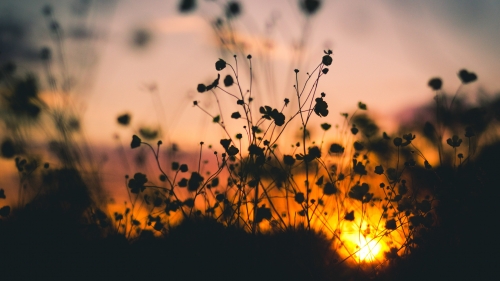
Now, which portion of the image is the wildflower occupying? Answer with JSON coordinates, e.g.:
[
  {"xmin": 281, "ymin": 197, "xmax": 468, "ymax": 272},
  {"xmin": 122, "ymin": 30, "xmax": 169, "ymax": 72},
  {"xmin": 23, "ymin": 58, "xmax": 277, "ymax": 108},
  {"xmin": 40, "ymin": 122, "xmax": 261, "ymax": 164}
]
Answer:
[{"xmin": 446, "ymin": 135, "xmax": 462, "ymax": 148}]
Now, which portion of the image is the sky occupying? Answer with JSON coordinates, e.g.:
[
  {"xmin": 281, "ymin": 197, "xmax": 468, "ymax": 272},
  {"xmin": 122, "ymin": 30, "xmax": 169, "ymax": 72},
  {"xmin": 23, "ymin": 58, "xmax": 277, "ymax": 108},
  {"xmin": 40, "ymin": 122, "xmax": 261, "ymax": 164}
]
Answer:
[{"xmin": 1, "ymin": 0, "xmax": 500, "ymax": 151}]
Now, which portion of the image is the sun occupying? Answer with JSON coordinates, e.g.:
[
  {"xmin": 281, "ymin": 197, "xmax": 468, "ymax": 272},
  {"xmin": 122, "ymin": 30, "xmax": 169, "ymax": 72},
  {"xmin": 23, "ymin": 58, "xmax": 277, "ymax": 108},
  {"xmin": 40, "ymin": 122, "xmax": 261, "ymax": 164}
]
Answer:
[
  {"xmin": 355, "ymin": 236, "xmax": 382, "ymax": 262},
  {"xmin": 338, "ymin": 232, "xmax": 386, "ymax": 263}
]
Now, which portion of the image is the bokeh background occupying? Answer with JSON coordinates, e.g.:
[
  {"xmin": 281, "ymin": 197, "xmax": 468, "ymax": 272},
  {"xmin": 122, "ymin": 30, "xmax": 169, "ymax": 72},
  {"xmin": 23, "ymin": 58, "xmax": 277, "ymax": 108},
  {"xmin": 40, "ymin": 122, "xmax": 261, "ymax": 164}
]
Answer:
[{"xmin": 1, "ymin": 0, "xmax": 499, "ymax": 203}]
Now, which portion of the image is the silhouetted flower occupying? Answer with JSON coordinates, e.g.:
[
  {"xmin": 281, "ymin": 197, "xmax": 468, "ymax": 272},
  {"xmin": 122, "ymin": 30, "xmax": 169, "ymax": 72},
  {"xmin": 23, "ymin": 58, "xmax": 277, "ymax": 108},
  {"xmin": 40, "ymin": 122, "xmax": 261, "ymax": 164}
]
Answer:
[
  {"xmin": 314, "ymin": 97, "xmax": 329, "ymax": 117},
  {"xmin": 321, "ymin": 123, "xmax": 331, "ymax": 131},
  {"xmin": 188, "ymin": 172, "xmax": 204, "ymax": 192},
  {"xmin": 223, "ymin": 75, "xmax": 234, "ymax": 87},
  {"xmin": 1, "ymin": 139, "xmax": 16, "ymax": 158},
  {"xmin": 284, "ymin": 155, "xmax": 295, "ymax": 165},
  {"xmin": 294, "ymin": 192, "xmax": 305, "ymax": 204},
  {"xmin": 358, "ymin": 101, "xmax": 367, "ymax": 110},
  {"xmin": 139, "ymin": 128, "xmax": 158, "ymax": 140},
  {"xmin": 197, "ymin": 84, "xmax": 206, "ymax": 93},
  {"xmin": 0, "ymin": 206, "xmax": 10, "ymax": 217},
  {"xmin": 458, "ymin": 69, "xmax": 477, "ymax": 84},
  {"xmin": 215, "ymin": 59, "xmax": 226, "ymax": 71},
  {"xmin": 178, "ymin": 0, "xmax": 196, "ymax": 13},
  {"xmin": 128, "ymin": 172, "xmax": 148, "ymax": 193},
  {"xmin": 255, "ymin": 205, "xmax": 271, "ymax": 223},
  {"xmin": 270, "ymin": 109, "xmax": 285, "ymax": 126},
  {"xmin": 344, "ymin": 211, "xmax": 354, "ymax": 221},
  {"xmin": 465, "ymin": 126, "xmax": 475, "ymax": 138},
  {"xmin": 117, "ymin": 113, "xmax": 131, "ymax": 125},
  {"xmin": 299, "ymin": 0, "xmax": 321, "ymax": 16},
  {"xmin": 428, "ymin": 77, "xmax": 442, "ymax": 90},
  {"xmin": 231, "ymin": 112, "xmax": 241, "ymax": 119},
  {"xmin": 374, "ymin": 165, "xmax": 384, "ymax": 175},
  {"xmin": 42, "ymin": 5, "xmax": 52, "ymax": 16},
  {"xmin": 180, "ymin": 164, "xmax": 188, "ymax": 172},
  {"xmin": 351, "ymin": 125, "xmax": 359, "ymax": 135},
  {"xmin": 446, "ymin": 135, "xmax": 462, "ymax": 148},
  {"xmin": 131, "ymin": 135, "xmax": 141, "ymax": 148},
  {"xmin": 349, "ymin": 183, "xmax": 369, "ymax": 201},
  {"xmin": 353, "ymin": 141, "xmax": 364, "ymax": 151},
  {"xmin": 226, "ymin": 1, "xmax": 241, "ymax": 18},
  {"xmin": 40, "ymin": 47, "xmax": 51, "ymax": 61},
  {"xmin": 393, "ymin": 137, "xmax": 402, "ymax": 147},
  {"xmin": 329, "ymin": 143, "xmax": 344, "ymax": 154},
  {"xmin": 385, "ymin": 219, "xmax": 397, "ymax": 230},
  {"xmin": 322, "ymin": 55, "xmax": 332, "ymax": 66},
  {"xmin": 323, "ymin": 182, "xmax": 337, "ymax": 195}
]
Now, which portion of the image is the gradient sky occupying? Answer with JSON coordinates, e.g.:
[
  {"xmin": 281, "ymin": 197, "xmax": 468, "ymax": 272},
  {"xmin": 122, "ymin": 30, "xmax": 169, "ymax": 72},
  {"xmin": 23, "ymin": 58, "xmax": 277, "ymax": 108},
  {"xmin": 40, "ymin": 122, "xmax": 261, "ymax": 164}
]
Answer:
[{"xmin": 2, "ymin": 0, "xmax": 500, "ymax": 150}]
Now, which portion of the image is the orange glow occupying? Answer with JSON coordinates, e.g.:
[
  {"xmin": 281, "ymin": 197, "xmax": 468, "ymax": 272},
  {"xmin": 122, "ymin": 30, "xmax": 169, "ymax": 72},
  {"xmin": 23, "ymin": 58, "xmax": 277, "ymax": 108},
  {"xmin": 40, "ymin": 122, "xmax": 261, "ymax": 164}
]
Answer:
[{"xmin": 343, "ymin": 233, "xmax": 384, "ymax": 262}]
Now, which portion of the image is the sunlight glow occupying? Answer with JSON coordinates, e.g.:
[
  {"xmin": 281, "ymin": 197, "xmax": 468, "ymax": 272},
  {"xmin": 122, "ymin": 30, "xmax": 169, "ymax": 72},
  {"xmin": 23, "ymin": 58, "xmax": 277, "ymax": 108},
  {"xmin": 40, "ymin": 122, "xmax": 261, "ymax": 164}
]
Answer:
[
  {"xmin": 340, "ymin": 233, "xmax": 386, "ymax": 263},
  {"xmin": 354, "ymin": 236, "xmax": 382, "ymax": 262}
]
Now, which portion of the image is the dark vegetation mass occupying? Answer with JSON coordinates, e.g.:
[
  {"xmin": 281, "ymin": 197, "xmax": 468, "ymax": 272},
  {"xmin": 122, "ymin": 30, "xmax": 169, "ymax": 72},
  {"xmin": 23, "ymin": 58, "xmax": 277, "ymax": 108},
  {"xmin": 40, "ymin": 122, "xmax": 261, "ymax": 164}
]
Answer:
[{"xmin": 1, "ymin": 1, "xmax": 499, "ymax": 280}]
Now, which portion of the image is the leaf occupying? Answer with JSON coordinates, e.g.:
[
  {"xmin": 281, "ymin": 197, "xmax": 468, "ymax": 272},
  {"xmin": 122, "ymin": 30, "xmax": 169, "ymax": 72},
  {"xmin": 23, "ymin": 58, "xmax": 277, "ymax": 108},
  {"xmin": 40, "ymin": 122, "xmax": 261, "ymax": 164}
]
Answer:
[{"xmin": 0, "ymin": 189, "xmax": 5, "ymax": 199}]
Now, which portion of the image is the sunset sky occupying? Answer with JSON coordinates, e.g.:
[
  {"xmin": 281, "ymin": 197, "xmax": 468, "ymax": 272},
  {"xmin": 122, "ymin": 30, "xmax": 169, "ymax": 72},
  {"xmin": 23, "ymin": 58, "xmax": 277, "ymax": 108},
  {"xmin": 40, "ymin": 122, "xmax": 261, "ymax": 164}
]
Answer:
[{"xmin": 2, "ymin": 0, "xmax": 500, "ymax": 150}]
